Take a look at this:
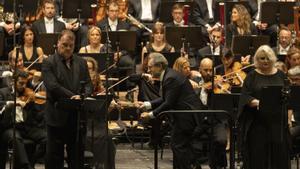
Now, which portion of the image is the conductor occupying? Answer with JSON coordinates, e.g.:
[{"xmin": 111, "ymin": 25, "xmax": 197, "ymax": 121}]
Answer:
[
  {"xmin": 42, "ymin": 30, "xmax": 93, "ymax": 169},
  {"xmin": 139, "ymin": 52, "xmax": 203, "ymax": 169}
]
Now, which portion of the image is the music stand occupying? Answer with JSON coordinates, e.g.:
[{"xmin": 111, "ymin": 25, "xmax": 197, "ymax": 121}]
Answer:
[
  {"xmin": 0, "ymin": 33, "xmax": 4, "ymax": 60},
  {"xmin": 62, "ymin": 0, "xmax": 96, "ymax": 19},
  {"xmin": 58, "ymin": 95, "xmax": 113, "ymax": 169},
  {"xmin": 159, "ymin": 0, "xmax": 194, "ymax": 23},
  {"xmin": 77, "ymin": 53, "xmax": 114, "ymax": 73},
  {"xmin": 231, "ymin": 35, "xmax": 270, "ymax": 56},
  {"xmin": 20, "ymin": 0, "xmax": 39, "ymax": 15},
  {"xmin": 165, "ymin": 26, "xmax": 206, "ymax": 50},
  {"xmin": 36, "ymin": 33, "xmax": 59, "ymax": 55},
  {"xmin": 290, "ymin": 86, "xmax": 300, "ymax": 112},
  {"xmin": 100, "ymin": 31, "xmax": 137, "ymax": 52},
  {"xmin": 260, "ymin": 2, "xmax": 295, "ymax": 25}
]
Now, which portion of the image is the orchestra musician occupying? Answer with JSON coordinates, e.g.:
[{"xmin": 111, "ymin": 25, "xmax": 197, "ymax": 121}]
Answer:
[
  {"xmin": 197, "ymin": 57, "xmax": 228, "ymax": 169},
  {"xmin": 198, "ymin": 27, "xmax": 223, "ymax": 59},
  {"xmin": 141, "ymin": 22, "xmax": 175, "ymax": 64},
  {"xmin": 286, "ymin": 47, "xmax": 300, "ymax": 85},
  {"xmin": 191, "ymin": 0, "xmax": 221, "ymax": 36},
  {"xmin": 238, "ymin": 45, "xmax": 290, "ymax": 169},
  {"xmin": 32, "ymin": 0, "xmax": 66, "ymax": 34},
  {"xmin": 166, "ymin": 3, "xmax": 194, "ymax": 27},
  {"xmin": 18, "ymin": 26, "xmax": 45, "ymax": 63},
  {"xmin": 138, "ymin": 52, "xmax": 203, "ymax": 169},
  {"xmin": 273, "ymin": 27, "xmax": 293, "ymax": 55},
  {"xmin": 42, "ymin": 30, "xmax": 93, "ymax": 169},
  {"xmin": 225, "ymin": 4, "xmax": 257, "ymax": 48},
  {"xmin": 0, "ymin": 70, "xmax": 47, "ymax": 169}
]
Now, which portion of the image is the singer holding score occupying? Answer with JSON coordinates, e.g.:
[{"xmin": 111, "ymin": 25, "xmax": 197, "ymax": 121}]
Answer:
[{"xmin": 42, "ymin": 30, "xmax": 93, "ymax": 169}]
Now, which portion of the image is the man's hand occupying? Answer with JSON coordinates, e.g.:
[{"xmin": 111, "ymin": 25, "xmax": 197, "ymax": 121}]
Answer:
[
  {"xmin": 136, "ymin": 101, "xmax": 145, "ymax": 109},
  {"xmin": 70, "ymin": 95, "xmax": 81, "ymax": 100},
  {"xmin": 241, "ymin": 55, "xmax": 251, "ymax": 65}
]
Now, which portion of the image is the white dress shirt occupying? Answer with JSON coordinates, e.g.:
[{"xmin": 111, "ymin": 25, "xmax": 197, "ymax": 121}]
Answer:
[
  {"xmin": 108, "ymin": 18, "xmax": 118, "ymax": 31},
  {"xmin": 206, "ymin": 0, "xmax": 214, "ymax": 19},
  {"xmin": 44, "ymin": 17, "xmax": 54, "ymax": 33},
  {"xmin": 141, "ymin": 0, "xmax": 153, "ymax": 21}
]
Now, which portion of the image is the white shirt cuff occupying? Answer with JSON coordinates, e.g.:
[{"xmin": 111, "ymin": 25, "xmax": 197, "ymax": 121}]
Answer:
[
  {"xmin": 144, "ymin": 101, "xmax": 152, "ymax": 110},
  {"xmin": 205, "ymin": 24, "xmax": 210, "ymax": 28},
  {"xmin": 148, "ymin": 111, "xmax": 155, "ymax": 119}
]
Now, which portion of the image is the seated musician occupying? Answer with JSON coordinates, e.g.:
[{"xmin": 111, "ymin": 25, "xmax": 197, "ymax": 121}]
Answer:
[
  {"xmin": 216, "ymin": 48, "xmax": 248, "ymax": 88},
  {"xmin": 273, "ymin": 27, "xmax": 293, "ymax": 55},
  {"xmin": 166, "ymin": 3, "xmax": 194, "ymax": 27},
  {"xmin": 96, "ymin": 1, "xmax": 134, "ymax": 69},
  {"xmin": 141, "ymin": 22, "xmax": 175, "ymax": 64},
  {"xmin": 0, "ymin": 49, "xmax": 25, "ymax": 88},
  {"xmin": 197, "ymin": 57, "xmax": 228, "ymax": 169},
  {"xmin": 198, "ymin": 27, "xmax": 223, "ymax": 59},
  {"xmin": 0, "ymin": 1, "xmax": 21, "ymax": 59},
  {"xmin": 172, "ymin": 57, "xmax": 201, "ymax": 93},
  {"xmin": 17, "ymin": 26, "xmax": 45, "ymax": 63},
  {"xmin": 32, "ymin": 0, "xmax": 65, "ymax": 35},
  {"xmin": 0, "ymin": 70, "xmax": 47, "ymax": 169},
  {"xmin": 225, "ymin": 4, "xmax": 257, "ymax": 48}
]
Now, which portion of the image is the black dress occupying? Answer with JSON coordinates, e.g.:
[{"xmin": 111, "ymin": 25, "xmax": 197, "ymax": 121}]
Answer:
[
  {"xmin": 20, "ymin": 46, "xmax": 39, "ymax": 62},
  {"xmin": 238, "ymin": 69, "xmax": 290, "ymax": 169}
]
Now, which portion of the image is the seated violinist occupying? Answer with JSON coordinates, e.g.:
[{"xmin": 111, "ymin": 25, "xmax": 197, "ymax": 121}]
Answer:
[
  {"xmin": 216, "ymin": 48, "xmax": 248, "ymax": 87},
  {"xmin": 0, "ymin": 49, "xmax": 25, "ymax": 88},
  {"xmin": 0, "ymin": 70, "xmax": 47, "ymax": 169}
]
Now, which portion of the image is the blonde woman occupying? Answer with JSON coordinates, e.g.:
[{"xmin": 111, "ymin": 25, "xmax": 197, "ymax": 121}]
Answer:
[{"xmin": 238, "ymin": 45, "xmax": 289, "ymax": 169}]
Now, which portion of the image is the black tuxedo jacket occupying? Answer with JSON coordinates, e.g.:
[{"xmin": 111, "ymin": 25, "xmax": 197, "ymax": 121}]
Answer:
[
  {"xmin": 128, "ymin": 0, "xmax": 160, "ymax": 21},
  {"xmin": 191, "ymin": 0, "xmax": 220, "ymax": 26},
  {"xmin": 96, "ymin": 18, "xmax": 130, "ymax": 31},
  {"xmin": 42, "ymin": 53, "xmax": 93, "ymax": 127},
  {"xmin": 32, "ymin": 18, "xmax": 66, "ymax": 34},
  {"xmin": 150, "ymin": 68, "xmax": 203, "ymax": 131}
]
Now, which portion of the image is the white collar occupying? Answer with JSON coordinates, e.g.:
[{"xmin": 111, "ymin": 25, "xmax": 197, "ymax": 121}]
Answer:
[
  {"xmin": 44, "ymin": 17, "xmax": 54, "ymax": 24},
  {"xmin": 159, "ymin": 70, "xmax": 166, "ymax": 82},
  {"xmin": 108, "ymin": 18, "xmax": 118, "ymax": 26}
]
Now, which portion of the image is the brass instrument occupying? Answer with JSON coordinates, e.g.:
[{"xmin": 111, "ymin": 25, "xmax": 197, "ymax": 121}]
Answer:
[{"xmin": 125, "ymin": 13, "xmax": 152, "ymax": 33}]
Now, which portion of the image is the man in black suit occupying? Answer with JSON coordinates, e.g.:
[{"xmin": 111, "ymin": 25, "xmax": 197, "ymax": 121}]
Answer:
[
  {"xmin": 246, "ymin": 0, "xmax": 278, "ymax": 47},
  {"xmin": 42, "ymin": 30, "xmax": 93, "ymax": 169},
  {"xmin": 166, "ymin": 3, "xmax": 195, "ymax": 27},
  {"xmin": 128, "ymin": 0, "xmax": 160, "ymax": 23},
  {"xmin": 32, "ymin": 0, "xmax": 65, "ymax": 34},
  {"xmin": 0, "ymin": 71, "xmax": 47, "ymax": 169},
  {"xmin": 139, "ymin": 52, "xmax": 203, "ymax": 169},
  {"xmin": 191, "ymin": 0, "xmax": 221, "ymax": 36},
  {"xmin": 198, "ymin": 28, "xmax": 223, "ymax": 60}
]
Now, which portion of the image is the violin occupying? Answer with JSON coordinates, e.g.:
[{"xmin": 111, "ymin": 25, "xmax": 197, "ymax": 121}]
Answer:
[
  {"xmin": 223, "ymin": 62, "xmax": 247, "ymax": 87},
  {"xmin": 19, "ymin": 87, "xmax": 46, "ymax": 105},
  {"xmin": 200, "ymin": 75, "xmax": 231, "ymax": 94}
]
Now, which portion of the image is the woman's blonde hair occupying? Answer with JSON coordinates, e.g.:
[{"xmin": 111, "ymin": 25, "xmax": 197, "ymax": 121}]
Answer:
[
  {"xmin": 231, "ymin": 4, "xmax": 252, "ymax": 34},
  {"xmin": 253, "ymin": 45, "xmax": 277, "ymax": 68},
  {"xmin": 87, "ymin": 26, "xmax": 102, "ymax": 43},
  {"xmin": 173, "ymin": 57, "xmax": 190, "ymax": 73}
]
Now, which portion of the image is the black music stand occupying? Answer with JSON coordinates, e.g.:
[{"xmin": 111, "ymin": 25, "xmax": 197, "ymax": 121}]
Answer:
[
  {"xmin": 259, "ymin": 85, "xmax": 289, "ymax": 143},
  {"xmin": 260, "ymin": 2, "xmax": 295, "ymax": 25},
  {"xmin": 77, "ymin": 53, "xmax": 114, "ymax": 73},
  {"xmin": 0, "ymin": 33, "xmax": 4, "ymax": 60},
  {"xmin": 231, "ymin": 35, "xmax": 270, "ymax": 56},
  {"xmin": 36, "ymin": 33, "xmax": 59, "ymax": 55},
  {"xmin": 159, "ymin": 0, "xmax": 194, "ymax": 23},
  {"xmin": 224, "ymin": 1, "xmax": 251, "ymax": 27},
  {"xmin": 62, "ymin": 0, "xmax": 96, "ymax": 19},
  {"xmin": 58, "ymin": 95, "xmax": 113, "ymax": 169},
  {"xmin": 165, "ymin": 26, "xmax": 206, "ymax": 50},
  {"xmin": 100, "ymin": 31, "xmax": 137, "ymax": 53},
  {"xmin": 290, "ymin": 86, "xmax": 300, "ymax": 112}
]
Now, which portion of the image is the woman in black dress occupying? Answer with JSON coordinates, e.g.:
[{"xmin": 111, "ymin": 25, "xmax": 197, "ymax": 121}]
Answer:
[
  {"xmin": 225, "ymin": 4, "xmax": 257, "ymax": 47},
  {"xmin": 19, "ymin": 26, "xmax": 44, "ymax": 62},
  {"xmin": 238, "ymin": 45, "xmax": 290, "ymax": 169},
  {"xmin": 141, "ymin": 22, "xmax": 175, "ymax": 64}
]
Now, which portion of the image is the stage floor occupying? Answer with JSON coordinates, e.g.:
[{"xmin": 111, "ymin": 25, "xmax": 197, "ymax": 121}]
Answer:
[{"xmin": 5, "ymin": 143, "xmax": 300, "ymax": 169}]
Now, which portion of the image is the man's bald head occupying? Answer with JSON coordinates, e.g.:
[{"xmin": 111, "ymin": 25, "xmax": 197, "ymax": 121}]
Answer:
[{"xmin": 199, "ymin": 58, "xmax": 213, "ymax": 82}]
